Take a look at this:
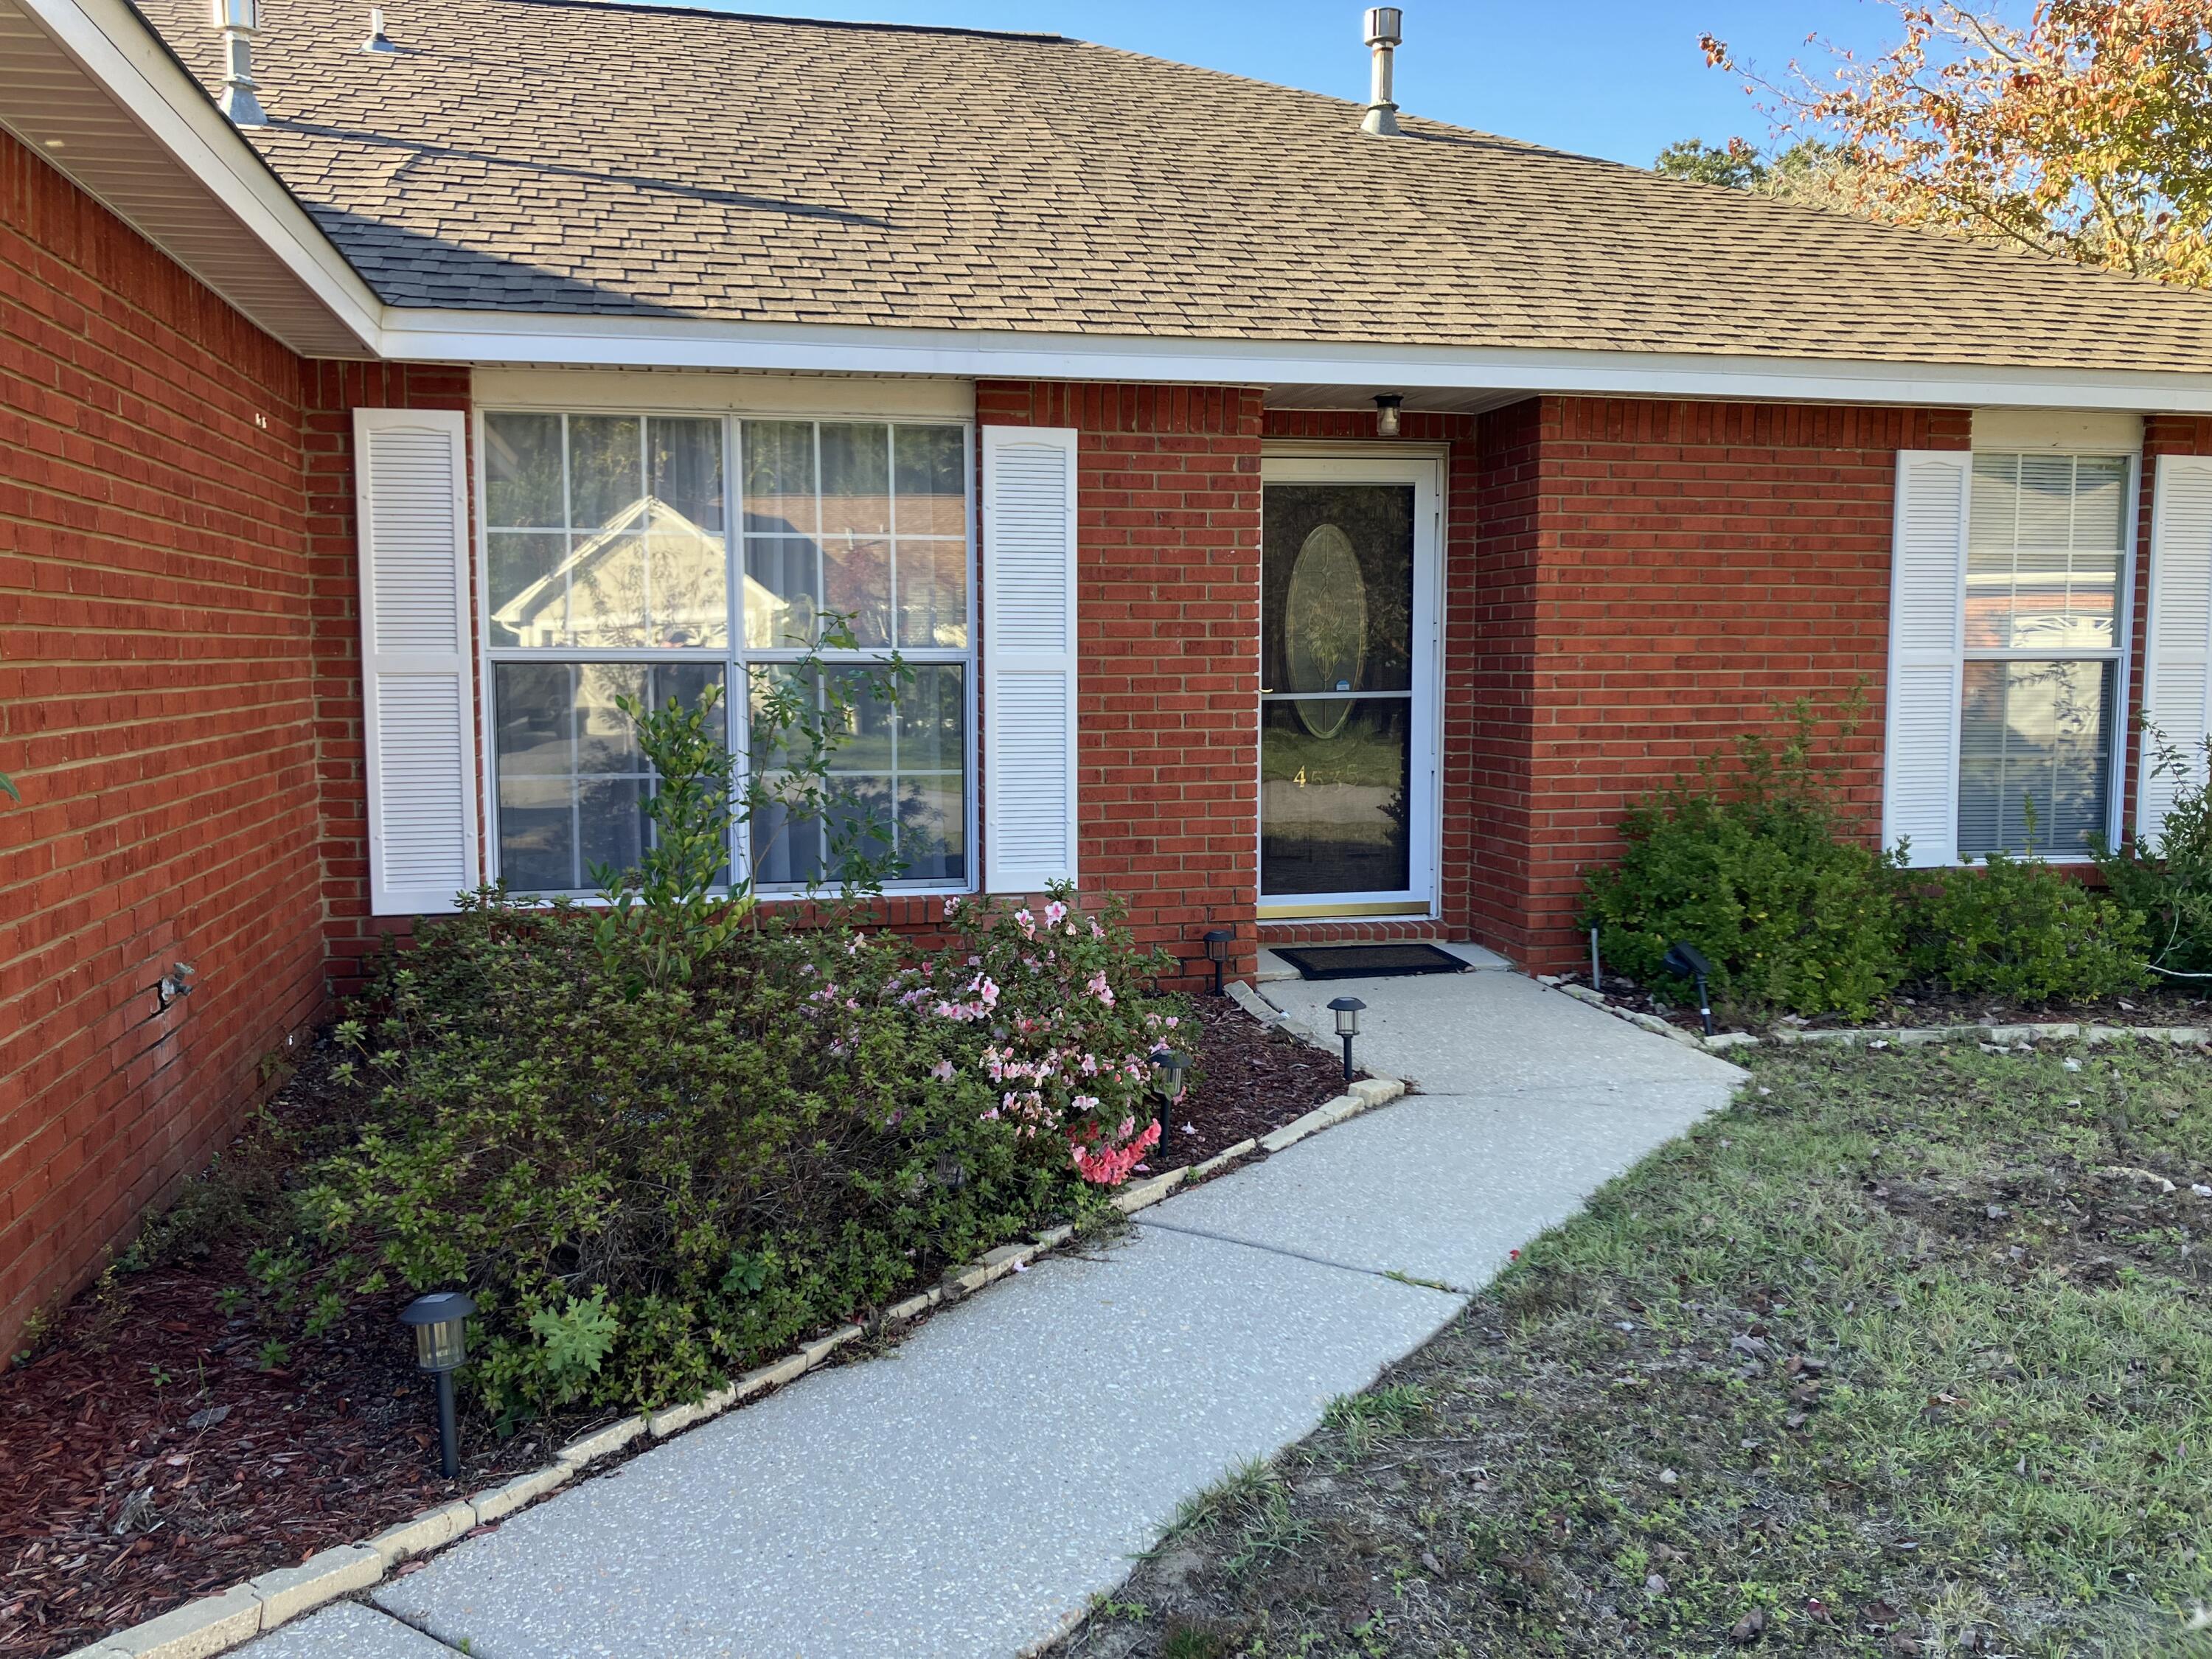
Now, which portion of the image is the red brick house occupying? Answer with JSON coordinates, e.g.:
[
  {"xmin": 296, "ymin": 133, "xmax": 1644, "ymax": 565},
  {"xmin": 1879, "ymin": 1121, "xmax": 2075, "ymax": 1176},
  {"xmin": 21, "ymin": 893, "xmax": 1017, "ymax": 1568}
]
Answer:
[{"xmin": 7, "ymin": 0, "xmax": 2212, "ymax": 1349}]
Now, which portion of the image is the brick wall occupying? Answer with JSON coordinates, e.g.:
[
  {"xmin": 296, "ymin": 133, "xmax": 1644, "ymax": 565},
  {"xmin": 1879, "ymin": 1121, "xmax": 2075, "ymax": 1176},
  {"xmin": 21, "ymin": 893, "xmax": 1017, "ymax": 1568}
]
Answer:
[
  {"xmin": 1492, "ymin": 395, "xmax": 1974, "ymax": 969},
  {"xmin": 976, "ymin": 383, "xmax": 1265, "ymax": 985},
  {"xmin": 0, "ymin": 128, "xmax": 324, "ymax": 1352}
]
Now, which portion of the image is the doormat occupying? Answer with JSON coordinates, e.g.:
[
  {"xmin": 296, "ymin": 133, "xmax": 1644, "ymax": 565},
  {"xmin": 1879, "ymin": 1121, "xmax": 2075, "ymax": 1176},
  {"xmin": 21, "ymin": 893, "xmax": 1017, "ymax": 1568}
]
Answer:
[{"xmin": 1270, "ymin": 943, "xmax": 1469, "ymax": 981}]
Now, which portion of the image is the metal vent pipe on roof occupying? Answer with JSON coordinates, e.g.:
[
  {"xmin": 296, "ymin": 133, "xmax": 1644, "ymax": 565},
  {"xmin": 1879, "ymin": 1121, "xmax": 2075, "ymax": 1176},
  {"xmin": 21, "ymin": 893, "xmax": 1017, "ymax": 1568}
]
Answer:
[
  {"xmin": 209, "ymin": 0, "xmax": 267, "ymax": 125},
  {"xmin": 362, "ymin": 6, "xmax": 397, "ymax": 52},
  {"xmin": 1360, "ymin": 7, "xmax": 1402, "ymax": 137}
]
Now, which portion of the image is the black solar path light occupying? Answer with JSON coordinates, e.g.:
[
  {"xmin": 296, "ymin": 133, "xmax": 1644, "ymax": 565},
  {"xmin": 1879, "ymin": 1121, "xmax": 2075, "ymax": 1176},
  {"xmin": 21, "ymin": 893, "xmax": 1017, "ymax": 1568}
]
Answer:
[
  {"xmin": 1150, "ymin": 1048, "xmax": 1189, "ymax": 1155},
  {"xmin": 1327, "ymin": 995, "xmax": 1365, "ymax": 1082},
  {"xmin": 1203, "ymin": 929, "xmax": 1233, "ymax": 995},
  {"xmin": 401, "ymin": 1290, "xmax": 475, "ymax": 1478}
]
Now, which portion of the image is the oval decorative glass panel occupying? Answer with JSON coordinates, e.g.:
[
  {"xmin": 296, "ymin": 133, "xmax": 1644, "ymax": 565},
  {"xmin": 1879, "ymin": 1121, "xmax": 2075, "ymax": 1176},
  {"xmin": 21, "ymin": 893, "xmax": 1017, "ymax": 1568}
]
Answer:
[{"xmin": 1286, "ymin": 524, "xmax": 1366, "ymax": 738}]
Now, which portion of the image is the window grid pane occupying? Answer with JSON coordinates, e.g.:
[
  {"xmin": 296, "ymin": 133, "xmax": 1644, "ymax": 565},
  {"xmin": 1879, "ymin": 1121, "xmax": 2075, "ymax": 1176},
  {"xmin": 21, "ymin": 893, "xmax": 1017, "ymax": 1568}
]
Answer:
[
  {"xmin": 490, "ymin": 414, "xmax": 970, "ymax": 895},
  {"xmin": 1955, "ymin": 453, "xmax": 2127, "ymax": 861},
  {"xmin": 1966, "ymin": 453, "xmax": 2126, "ymax": 652},
  {"xmin": 1958, "ymin": 658, "xmax": 2115, "ymax": 858}
]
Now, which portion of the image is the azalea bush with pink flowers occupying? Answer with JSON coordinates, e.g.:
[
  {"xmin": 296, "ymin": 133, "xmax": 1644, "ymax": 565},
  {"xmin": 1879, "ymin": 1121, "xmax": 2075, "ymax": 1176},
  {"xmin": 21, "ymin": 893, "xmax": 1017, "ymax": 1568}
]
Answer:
[{"xmin": 291, "ymin": 882, "xmax": 1187, "ymax": 1422}]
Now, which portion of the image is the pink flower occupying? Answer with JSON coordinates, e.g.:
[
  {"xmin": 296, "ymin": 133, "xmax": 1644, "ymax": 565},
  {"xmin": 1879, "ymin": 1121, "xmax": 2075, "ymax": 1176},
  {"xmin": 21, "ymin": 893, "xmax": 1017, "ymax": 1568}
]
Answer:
[
  {"xmin": 1085, "ymin": 971, "xmax": 1115, "ymax": 1009},
  {"xmin": 931, "ymin": 1058, "xmax": 956, "ymax": 1082},
  {"xmin": 1014, "ymin": 908, "xmax": 1036, "ymax": 939},
  {"xmin": 1043, "ymin": 900, "xmax": 1068, "ymax": 927}
]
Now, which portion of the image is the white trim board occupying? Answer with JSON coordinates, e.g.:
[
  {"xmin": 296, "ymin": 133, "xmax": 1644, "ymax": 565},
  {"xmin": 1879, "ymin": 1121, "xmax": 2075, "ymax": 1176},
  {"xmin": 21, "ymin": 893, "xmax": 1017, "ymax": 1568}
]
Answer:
[
  {"xmin": 470, "ymin": 368, "xmax": 975, "ymax": 419},
  {"xmin": 385, "ymin": 312, "xmax": 2212, "ymax": 414}
]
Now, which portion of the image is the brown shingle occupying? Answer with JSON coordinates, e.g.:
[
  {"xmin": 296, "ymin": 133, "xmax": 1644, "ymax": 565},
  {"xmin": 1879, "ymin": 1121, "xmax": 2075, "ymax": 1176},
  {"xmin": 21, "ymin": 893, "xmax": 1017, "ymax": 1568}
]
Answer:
[{"xmin": 132, "ymin": 0, "xmax": 2212, "ymax": 372}]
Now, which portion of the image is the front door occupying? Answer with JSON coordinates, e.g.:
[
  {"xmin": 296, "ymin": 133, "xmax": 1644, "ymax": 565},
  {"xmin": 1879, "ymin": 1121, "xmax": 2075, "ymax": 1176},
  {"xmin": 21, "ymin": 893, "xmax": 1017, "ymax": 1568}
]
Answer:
[{"xmin": 1258, "ymin": 454, "xmax": 1440, "ymax": 918}]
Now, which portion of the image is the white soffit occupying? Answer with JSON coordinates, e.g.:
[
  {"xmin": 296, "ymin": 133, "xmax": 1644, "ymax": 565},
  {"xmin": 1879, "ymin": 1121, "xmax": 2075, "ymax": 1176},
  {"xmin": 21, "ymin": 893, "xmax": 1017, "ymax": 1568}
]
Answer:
[
  {"xmin": 0, "ymin": 0, "xmax": 377, "ymax": 356},
  {"xmin": 471, "ymin": 367, "xmax": 975, "ymax": 419},
  {"xmin": 1971, "ymin": 408, "xmax": 2146, "ymax": 453}
]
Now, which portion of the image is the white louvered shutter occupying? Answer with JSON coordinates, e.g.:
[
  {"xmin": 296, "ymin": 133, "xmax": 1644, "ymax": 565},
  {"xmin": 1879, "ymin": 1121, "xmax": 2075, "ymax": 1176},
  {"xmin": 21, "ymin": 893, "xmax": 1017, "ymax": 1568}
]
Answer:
[
  {"xmin": 354, "ymin": 408, "xmax": 479, "ymax": 914},
  {"xmin": 2141, "ymin": 454, "xmax": 2212, "ymax": 844},
  {"xmin": 1882, "ymin": 450, "xmax": 1972, "ymax": 868},
  {"xmin": 981, "ymin": 424, "xmax": 1080, "ymax": 894}
]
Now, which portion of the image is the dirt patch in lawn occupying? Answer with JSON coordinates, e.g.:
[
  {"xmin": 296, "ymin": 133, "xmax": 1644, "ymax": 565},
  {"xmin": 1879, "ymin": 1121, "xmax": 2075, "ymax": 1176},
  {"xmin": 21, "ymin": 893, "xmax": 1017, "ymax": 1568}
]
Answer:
[
  {"xmin": 1559, "ymin": 967, "xmax": 2212, "ymax": 1040},
  {"xmin": 0, "ymin": 993, "xmax": 1349, "ymax": 1658},
  {"xmin": 1060, "ymin": 1039, "xmax": 2212, "ymax": 1659}
]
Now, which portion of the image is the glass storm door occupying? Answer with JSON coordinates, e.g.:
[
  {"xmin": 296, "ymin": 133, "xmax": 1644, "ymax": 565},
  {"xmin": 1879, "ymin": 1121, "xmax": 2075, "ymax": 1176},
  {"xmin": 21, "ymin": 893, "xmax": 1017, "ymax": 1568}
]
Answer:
[{"xmin": 1258, "ymin": 456, "xmax": 1439, "ymax": 917}]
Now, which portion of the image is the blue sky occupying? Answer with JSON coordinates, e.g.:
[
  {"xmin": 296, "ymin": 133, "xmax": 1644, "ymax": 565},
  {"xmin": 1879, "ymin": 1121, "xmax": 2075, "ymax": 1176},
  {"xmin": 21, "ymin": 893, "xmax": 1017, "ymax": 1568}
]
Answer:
[{"xmin": 679, "ymin": 1, "xmax": 1972, "ymax": 167}]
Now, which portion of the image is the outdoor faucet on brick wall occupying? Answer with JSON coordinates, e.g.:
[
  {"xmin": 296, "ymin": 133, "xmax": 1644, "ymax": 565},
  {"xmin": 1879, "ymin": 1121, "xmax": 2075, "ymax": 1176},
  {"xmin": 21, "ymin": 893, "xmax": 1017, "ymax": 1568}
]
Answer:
[{"xmin": 158, "ymin": 961, "xmax": 196, "ymax": 1011}]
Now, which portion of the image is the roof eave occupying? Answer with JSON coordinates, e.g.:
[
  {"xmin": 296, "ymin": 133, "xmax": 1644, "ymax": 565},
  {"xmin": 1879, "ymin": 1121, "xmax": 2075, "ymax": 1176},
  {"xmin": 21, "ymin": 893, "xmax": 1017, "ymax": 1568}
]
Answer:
[
  {"xmin": 380, "ymin": 307, "xmax": 2212, "ymax": 415},
  {"xmin": 4, "ymin": 0, "xmax": 382, "ymax": 357}
]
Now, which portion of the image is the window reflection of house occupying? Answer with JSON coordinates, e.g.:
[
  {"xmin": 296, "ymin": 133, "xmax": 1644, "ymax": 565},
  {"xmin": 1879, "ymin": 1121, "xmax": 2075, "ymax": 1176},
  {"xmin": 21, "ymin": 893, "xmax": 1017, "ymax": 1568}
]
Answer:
[{"xmin": 490, "ymin": 496, "xmax": 732, "ymax": 650}]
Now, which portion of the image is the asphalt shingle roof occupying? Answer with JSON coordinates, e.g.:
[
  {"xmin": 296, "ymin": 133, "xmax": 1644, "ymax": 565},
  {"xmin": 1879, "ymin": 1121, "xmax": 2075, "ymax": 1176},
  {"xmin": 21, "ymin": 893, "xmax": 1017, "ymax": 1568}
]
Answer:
[{"xmin": 132, "ymin": 0, "xmax": 2212, "ymax": 372}]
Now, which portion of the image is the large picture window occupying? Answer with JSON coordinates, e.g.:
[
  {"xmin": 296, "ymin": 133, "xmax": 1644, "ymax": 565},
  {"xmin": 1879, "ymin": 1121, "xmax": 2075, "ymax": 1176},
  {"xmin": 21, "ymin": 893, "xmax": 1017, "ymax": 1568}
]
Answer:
[
  {"xmin": 481, "ymin": 412, "xmax": 973, "ymax": 894},
  {"xmin": 1960, "ymin": 452, "xmax": 2129, "ymax": 858}
]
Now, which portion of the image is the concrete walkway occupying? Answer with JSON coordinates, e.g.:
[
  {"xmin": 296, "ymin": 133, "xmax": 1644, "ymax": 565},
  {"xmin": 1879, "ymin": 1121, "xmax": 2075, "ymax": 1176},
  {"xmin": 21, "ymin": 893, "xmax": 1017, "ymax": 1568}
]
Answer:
[{"xmin": 247, "ymin": 966, "xmax": 1743, "ymax": 1659}]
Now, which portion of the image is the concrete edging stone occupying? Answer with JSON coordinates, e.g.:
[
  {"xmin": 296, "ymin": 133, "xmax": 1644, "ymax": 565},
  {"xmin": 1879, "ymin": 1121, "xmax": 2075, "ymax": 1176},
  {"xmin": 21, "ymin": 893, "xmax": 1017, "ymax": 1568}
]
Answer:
[{"xmin": 1538, "ymin": 977, "xmax": 2212, "ymax": 1056}]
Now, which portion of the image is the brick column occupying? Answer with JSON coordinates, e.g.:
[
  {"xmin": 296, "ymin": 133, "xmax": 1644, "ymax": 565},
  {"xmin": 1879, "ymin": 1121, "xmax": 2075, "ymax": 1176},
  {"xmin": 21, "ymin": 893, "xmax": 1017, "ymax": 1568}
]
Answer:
[{"xmin": 977, "ymin": 383, "xmax": 1264, "ymax": 987}]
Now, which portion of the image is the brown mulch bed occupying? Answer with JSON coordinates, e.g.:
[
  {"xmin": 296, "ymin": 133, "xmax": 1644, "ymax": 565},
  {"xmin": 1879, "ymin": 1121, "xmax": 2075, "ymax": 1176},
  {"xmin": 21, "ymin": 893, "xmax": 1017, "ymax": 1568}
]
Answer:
[
  {"xmin": 1, "ymin": 994, "xmax": 1354, "ymax": 1658},
  {"xmin": 1557, "ymin": 968, "xmax": 2212, "ymax": 1040},
  {"xmin": 1161, "ymin": 992, "xmax": 1368, "ymax": 1168}
]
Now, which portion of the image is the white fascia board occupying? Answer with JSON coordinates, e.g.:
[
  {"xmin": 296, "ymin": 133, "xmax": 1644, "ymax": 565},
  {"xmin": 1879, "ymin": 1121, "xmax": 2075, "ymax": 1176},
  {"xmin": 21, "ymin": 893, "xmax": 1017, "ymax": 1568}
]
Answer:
[
  {"xmin": 378, "ymin": 307, "xmax": 2212, "ymax": 414},
  {"xmin": 22, "ymin": 0, "xmax": 383, "ymax": 352}
]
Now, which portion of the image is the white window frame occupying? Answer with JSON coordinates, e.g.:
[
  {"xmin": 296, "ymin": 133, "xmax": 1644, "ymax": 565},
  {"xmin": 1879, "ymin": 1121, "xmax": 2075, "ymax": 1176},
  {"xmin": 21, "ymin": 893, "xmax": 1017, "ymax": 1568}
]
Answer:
[
  {"xmin": 472, "ymin": 407, "xmax": 980, "ymax": 901},
  {"xmin": 1958, "ymin": 445, "xmax": 2140, "ymax": 865}
]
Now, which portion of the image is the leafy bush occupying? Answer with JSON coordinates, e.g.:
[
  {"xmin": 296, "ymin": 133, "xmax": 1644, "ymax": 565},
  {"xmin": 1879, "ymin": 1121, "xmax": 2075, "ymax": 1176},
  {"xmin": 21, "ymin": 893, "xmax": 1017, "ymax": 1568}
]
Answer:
[
  {"xmin": 307, "ymin": 886, "xmax": 1180, "ymax": 1422},
  {"xmin": 1581, "ymin": 698, "xmax": 1907, "ymax": 1018},
  {"xmin": 1902, "ymin": 851, "xmax": 2151, "ymax": 1002},
  {"xmin": 2096, "ymin": 724, "xmax": 2212, "ymax": 981},
  {"xmin": 287, "ymin": 612, "xmax": 1189, "ymax": 1422}
]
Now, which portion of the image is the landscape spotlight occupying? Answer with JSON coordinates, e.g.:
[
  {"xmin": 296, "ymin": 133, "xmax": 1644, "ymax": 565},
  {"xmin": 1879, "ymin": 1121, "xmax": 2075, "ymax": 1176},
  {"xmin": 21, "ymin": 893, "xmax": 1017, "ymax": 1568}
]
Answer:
[
  {"xmin": 1661, "ymin": 940, "xmax": 1716, "ymax": 1037},
  {"xmin": 1203, "ymin": 929, "xmax": 1232, "ymax": 995},
  {"xmin": 1327, "ymin": 995, "xmax": 1366, "ymax": 1082},
  {"xmin": 400, "ymin": 1290, "xmax": 475, "ymax": 1478}
]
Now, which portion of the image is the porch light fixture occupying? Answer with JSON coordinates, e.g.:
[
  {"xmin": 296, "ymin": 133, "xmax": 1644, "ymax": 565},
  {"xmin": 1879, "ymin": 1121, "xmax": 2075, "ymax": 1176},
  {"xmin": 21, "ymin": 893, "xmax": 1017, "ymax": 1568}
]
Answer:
[
  {"xmin": 1327, "ymin": 995, "xmax": 1366, "ymax": 1081},
  {"xmin": 1150, "ymin": 1048, "xmax": 1189, "ymax": 1150},
  {"xmin": 1203, "ymin": 929, "xmax": 1233, "ymax": 995},
  {"xmin": 1661, "ymin": 941, "xmax": 1716, "ymax": 1037},
  {"xmin": 1373, "ymin": 394, "xmax": 1403, "ymax": 438},
  {"xmin": 209, "ymin": 0, "xmax": 267, "ymax": 125},
  {"xmin": 400, "ymin": 1290, "xmax": 475, "ymax": 1478}
]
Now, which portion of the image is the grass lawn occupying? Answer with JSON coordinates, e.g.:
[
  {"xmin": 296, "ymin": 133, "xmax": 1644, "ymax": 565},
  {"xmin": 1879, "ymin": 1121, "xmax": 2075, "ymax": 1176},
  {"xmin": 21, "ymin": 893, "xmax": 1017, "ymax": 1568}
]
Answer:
[{"xmin": 1062, "ymin": 1040, "xmax": 2212, "ymax": 1658}]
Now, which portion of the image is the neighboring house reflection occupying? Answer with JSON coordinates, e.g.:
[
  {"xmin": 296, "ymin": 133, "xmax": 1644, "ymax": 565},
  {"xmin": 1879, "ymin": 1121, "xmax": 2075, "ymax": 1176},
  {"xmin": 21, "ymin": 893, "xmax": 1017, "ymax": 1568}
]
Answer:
[{"xmin": 491, "ymin": 496, "xmax": 735, "ymax": 650}]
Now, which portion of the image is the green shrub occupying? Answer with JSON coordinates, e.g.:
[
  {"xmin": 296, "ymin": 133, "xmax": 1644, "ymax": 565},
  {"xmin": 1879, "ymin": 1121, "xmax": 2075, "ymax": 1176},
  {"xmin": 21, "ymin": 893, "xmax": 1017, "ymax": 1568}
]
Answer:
[
  {"xmin": 1581, "ymin": 698, "xmax": 1907, "ymax": 1018},
  {"xmin": 293, "ymin": 613, "xmax": 1186, "ymax": 1424},
  {"xmin": 2096, "ymin": 726, "xmax": 2212, "ymax": 981},
  {"xmin": 1902, "ymin": 851, "xmax": 2151, "ymax": 1003},
  {"xmin": 307, "ymin": 886, "xmax": 1180, "ymax": 1422}
]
